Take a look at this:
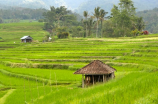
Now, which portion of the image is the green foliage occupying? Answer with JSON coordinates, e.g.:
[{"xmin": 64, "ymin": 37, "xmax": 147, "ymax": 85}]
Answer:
[
  {"xmin": 83, "ymin": 11, "xmax": 88, "ymax": 37},
  {"xmin": 57, "ymin": 32, "xmax": 69, "ymax": 39},
  {"xmin": 56, "ymin": 26, "xmax": 67, "ymax": 33},
  {"xmin": 110, "ymin": 0, "xmax": 136, "ymax": 37},
  {"xmin": 43, "ymin": 6, "xmax": 80, "ymax": 30},
  {"xmin": 135, "ymin": 17, "xmax": 145, "ymax": 31},
  {"xmin": 0, "ymin": 8, "xmax": 47, "ymax": 21},
  {"xmin": 131, "ymin": 29, "xmax": 140, "ymax": 37},
  {"xmin": 94, "ymin": 7, "xmax": 101, "ymax": 38},
  {"xmin": 103, "ymin": 0, "xmax": 145, "ymax": 37},
  {"xmin": 0, "ymin": 18, "xmax": 3, "ymax": 23},
  {"xmin": 70, "ymin": 26, "xmax": 84, "ymax": 37},
  {"xmin": 43, "ymin": 34, "xmax": 50, "ymax": 42},
  {"xmin": 100, "ymin": 9, "xmax": 108, "ymax": 38},
  {"xmin": 38, "ymin": 19, "xmax": 44, "ymax": 22}
]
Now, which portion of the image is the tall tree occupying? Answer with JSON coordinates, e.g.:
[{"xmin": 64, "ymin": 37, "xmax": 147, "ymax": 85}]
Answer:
[
  {"xmin": 135, "ymin": 17, "xmax": 145, "ymax": 31},
  {"xmin": 111, "ymin": 0, "xmax": 137, "ymax": 37},
  {"xmin": 100, "ymin": 9, "xmax": 108, "ymax": 38},
  {"xmin": 83, "ymin": 11, "xmax": 88, "ymax": 37},
  {"xmin": 87, "ymin": 17, "xmax": 95, "ymax": 37},
  {"xmin": 94, "ymin": 7, "xmax": 100, "ymax": 38},
  {"xmin": 0, "ymin": 18, "xmax": 3, "ymax": 23}
]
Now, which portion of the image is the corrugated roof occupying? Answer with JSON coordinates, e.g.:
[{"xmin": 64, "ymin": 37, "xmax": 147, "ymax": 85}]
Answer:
[
  {"xmin": 21, "ymin": 36, "xmax": 32, "ymax": 39},
  {"xmin": 74, "ymin": 60, "xmax": 116, "ymax": 75}
]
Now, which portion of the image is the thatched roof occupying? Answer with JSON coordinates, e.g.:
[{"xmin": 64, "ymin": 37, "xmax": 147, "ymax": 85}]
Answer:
[{"xmin": 74, "ymin": 60, "xmax": 116, "ymax": 75}]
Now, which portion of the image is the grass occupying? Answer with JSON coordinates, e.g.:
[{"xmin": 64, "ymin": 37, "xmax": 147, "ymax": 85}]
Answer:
[
  {"xmin": 0, "ymin": 22, "xmax": 158, "ymax": 104},
  {"xmin": 31, "ymin": 71, "xmax": 158, "ymax": 104}
]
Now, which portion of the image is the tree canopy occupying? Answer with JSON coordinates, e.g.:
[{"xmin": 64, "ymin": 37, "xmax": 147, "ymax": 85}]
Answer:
[{"xmin": 102, "ymin": 0, "xmax": 145, "ymax": 37}]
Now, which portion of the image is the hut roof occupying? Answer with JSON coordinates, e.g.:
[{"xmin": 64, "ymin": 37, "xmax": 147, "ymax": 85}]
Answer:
[
  {"xmin": 21, "ymin": 36, "xmax": 32, "ymax": 40},
  {"xmin": 74, "ymin": 60, "xmax": 116, "ymax": 75}
]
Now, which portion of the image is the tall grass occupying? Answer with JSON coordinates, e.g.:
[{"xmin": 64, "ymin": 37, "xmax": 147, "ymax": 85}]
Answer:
[{"xmin": 31, "ymin": 72, "xmax": 158, "ymax": 104}]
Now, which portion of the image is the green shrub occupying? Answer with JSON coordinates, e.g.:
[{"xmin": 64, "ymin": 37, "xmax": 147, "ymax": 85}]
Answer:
[
  {"xmin": 57, "ymin": 32, "xmax": 69, "ymax": 39},
  {"xmin": 38, "ymin": 19, "xmax": 44, "ymax": 22}
]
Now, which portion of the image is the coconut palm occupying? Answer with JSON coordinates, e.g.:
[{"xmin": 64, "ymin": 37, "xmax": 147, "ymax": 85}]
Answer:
[
  {"xmin": 83, "ymin": 11, "xmax": 88, "ymax": 37},
  {"xmin": 136, "ymin": 17, "xmax": 145, "ymax": 31},
  {"xmin": 94, "ymin": 7, "xmax": 100, "ymax": 38},
  {"xmin": 100, "ymin": 9, "xmax": 108, "ymax": 38},
  {"xmin": 87, "ymin": 17, "xmax": 95, "ymax": 37}
]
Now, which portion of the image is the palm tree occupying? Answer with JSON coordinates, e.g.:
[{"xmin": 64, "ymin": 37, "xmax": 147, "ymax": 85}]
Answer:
[
  {"xmin": 83, "ymin": 11, "xmax": 88, "ymax": 37},
  {"xmin": 94, "ymin": 7, "xmax": 100, "ymax": 38},
  {"xmin": 87, "ymin": 17, "xmax": 95, "ymax": 37},
  {"xmin": 136, "ymin": 17, "xmax": 145, "ymax": 31},
  {"xmin": 100, "ymin": 9, "xmax": 108, "ymax": 38}
]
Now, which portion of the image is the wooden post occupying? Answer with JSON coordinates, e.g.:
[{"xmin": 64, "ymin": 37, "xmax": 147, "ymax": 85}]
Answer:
[
  {"xmin": 112, "ymin": 72, "xmax": 114, "ymax": 79},
  {"xmin": 103, "ymin": 75, "xmax": 104, "ymax": 82},
  {"xmin": 93, "ymin": 75, "xmax": 94, "ymax": 85},
  {"xmin": 104, "ymin": 75, "xmax": 106, "ymax": 82},
  {"xmin": 82, "ymin": 74, "xmax": 84, "ymax": 88}
]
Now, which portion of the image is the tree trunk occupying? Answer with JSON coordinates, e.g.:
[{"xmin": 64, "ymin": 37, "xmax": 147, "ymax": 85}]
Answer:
[
  {"xmin": 96, "ymin": 19, "xmax": 98, "ymax": 38},
  {"xmin": 82, "ymin": 75, "xmax": 84, "ymax": 88},
  {"xmin": 101, "ymin": 20, "xmax": 103, "ymax": 38},
  {"xmin": 86, "ymin": 24, "xmax": 88, "ymax": 37}
]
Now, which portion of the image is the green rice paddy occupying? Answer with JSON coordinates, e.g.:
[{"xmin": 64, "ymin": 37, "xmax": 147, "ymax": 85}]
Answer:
[{"xmin": 0, "ymin": 22, "xmax": 158, "ymax": 104}]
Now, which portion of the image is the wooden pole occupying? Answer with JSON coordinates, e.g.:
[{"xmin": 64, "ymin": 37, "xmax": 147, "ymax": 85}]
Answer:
[
  {"xmin": 93, "ymin": 75, "xmax": 94, "ymax": 85},
  {"xmin": 82, "ymin": 75, "xmax": 84, "ymax": 88},
  {"xmin": 112, "ymin": 72, "xmax": 114, "ymax": 79},
  {"xmin": 103, "ymin": 75, "xmax": 104, "ymax": 83}
]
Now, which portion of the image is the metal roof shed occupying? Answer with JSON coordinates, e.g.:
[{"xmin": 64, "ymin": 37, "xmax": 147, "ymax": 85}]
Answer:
[{"xmin": 21, "ymin": 36, "xmax": 33, "ymax": 43}]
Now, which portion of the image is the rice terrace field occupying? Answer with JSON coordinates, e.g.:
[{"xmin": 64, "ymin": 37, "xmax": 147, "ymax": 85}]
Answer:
[{"xmin": 0, "ymin": 22, "xmax": 158, "ymax": 104}]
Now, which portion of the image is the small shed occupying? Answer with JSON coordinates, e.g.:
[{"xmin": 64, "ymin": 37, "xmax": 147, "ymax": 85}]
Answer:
[
  {"xmin": 21, "ymin": 36, "xmax": 32, "ymax": 43},
  {"xmin": 74, "ymin": 60, "xmax": 116, "ymax": 88}
]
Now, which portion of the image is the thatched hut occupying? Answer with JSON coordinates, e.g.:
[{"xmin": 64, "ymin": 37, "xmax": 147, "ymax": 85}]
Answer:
[
  {"xmin": 21, "ymin": 36, "xmax": 32, "ymax": 43},
  {"xmin": 74, "ymin": 60, "xmax": 116, "ymax": 88}
]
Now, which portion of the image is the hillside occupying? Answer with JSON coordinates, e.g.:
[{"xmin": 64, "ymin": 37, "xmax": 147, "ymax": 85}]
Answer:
[
  {"xmin": 137, "ymin": 8, "xmax": 158, "ymax": 33},
  {"xmin": 0, "ymin": 0, "xmax": 88, "ymax": 10},
  {"xmin": 75, "ymin": 0, "xmax": 158, "ymax": 15},
  {"xmin": 0, "ymin": 23, "xmax": 158, "ymax": 104},
  {"xmin": 0, "ymin": 22, "xmax": 47, "ymax": 43},
  {"xmin": 1, "ymin": 0, "xmax": 158, "ymax": 13}
]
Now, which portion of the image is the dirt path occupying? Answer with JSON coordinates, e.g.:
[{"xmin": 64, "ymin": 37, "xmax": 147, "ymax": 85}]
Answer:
[{"xmin": 0, "ymin": 89, "xmax": 16, "ymax": 104}]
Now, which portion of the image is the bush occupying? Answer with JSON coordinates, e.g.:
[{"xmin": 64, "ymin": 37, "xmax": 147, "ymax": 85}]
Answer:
[
  {"xmin": 38, "ymin": 19, "xmax": 44, "ymax": 22},
  {"xmin": 131, "ymin": 29, "xmax": 140, "ymax": 37},
  {"xmin": 143, "ymin": 30, "xmax": 149, "ymax": 35},
  {"xmin": 57, "ymin": 32, "xmax": 69, "ymax": 39}
]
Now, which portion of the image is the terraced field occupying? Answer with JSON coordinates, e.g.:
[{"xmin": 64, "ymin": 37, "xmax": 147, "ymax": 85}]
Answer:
[{"xmin": 0, "ymin": 23, "xmax": 158, "ymax": 104}]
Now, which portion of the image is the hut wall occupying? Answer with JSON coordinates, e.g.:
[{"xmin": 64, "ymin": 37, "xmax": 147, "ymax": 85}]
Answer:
[
  {"xmin": 84, "ymin": 75, "xmax": 104, "ymax": 86},
  {"xmin": 111, "ymin": 72, "xmax": 115, "ymax": 79},
  {"xmin": 103, "ymin": 75, "xmax": 107, "ymax": 82},
  {"xmin": 26, "ymin": 39, "xmax": 32, "ymax": 42},
  {"xmin": 82, "ymin": 75, "xmax": 84, "ymax": 88},
  {"xmin": 83, "ymin": 73, "xmax": 115, "ymax": 88},
  {"xmin": 21, "ymin": 39, "xmax": 32, "ymax": 43}
]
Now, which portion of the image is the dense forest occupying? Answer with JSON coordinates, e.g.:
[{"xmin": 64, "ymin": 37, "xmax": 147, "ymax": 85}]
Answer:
[
  {"xmin": 42, "ymin": 0, "xmax": 145, "ymax": 39},
  {"xmin": 76, "ymin": 0, "xmax": 158, "ymax": 15},
  {"xmin": 0, "ymin": 8, "xmax": 47, "ymax": 21},
  {"xmin": 0, "ymin": 0, "xmax": 157, "ymax": 38},
  {"xmin": 0, "ymin": 7, "xmax": 82, "ymax": 23},
  {"xmin": 137, "ymin": 8, "xmax": 158, "ymax": 33}
]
